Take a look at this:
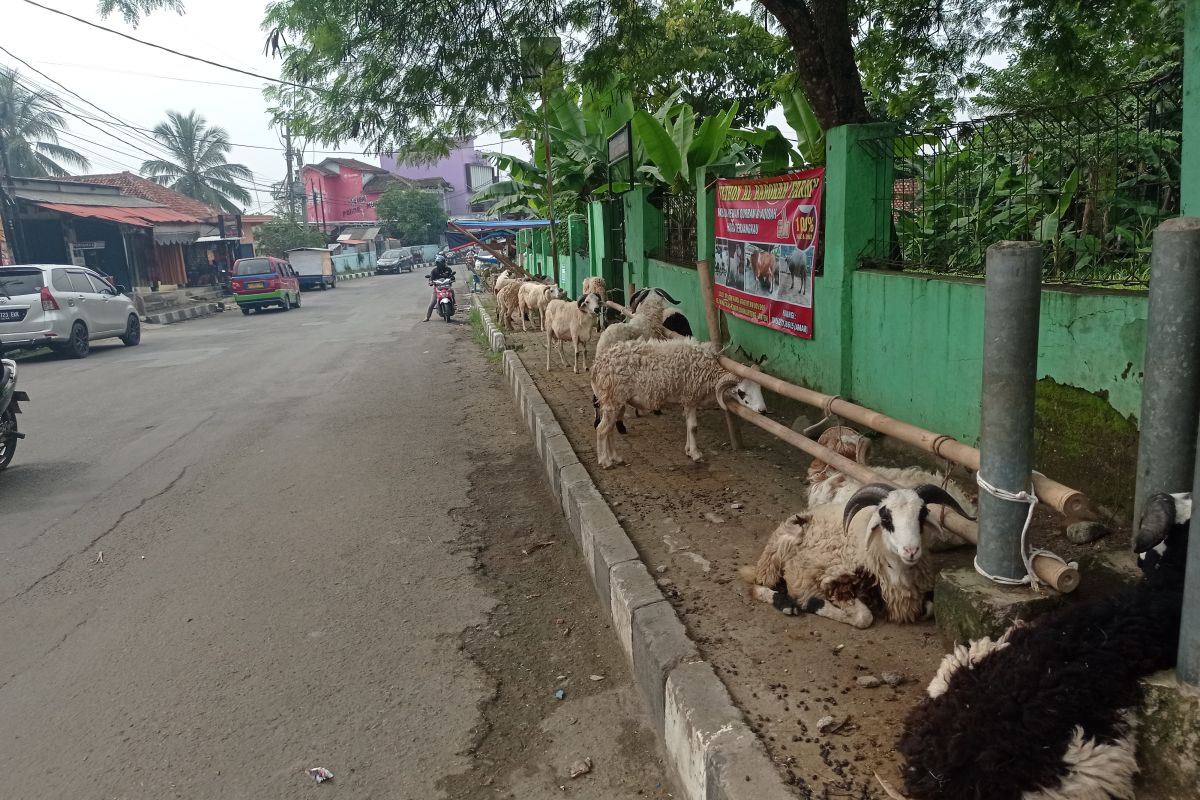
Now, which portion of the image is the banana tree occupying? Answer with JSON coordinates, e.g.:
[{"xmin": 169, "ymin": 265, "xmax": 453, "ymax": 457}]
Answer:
[{"xmin": 630, "ymin": 100, "xmax": 742, "ymax": 192}]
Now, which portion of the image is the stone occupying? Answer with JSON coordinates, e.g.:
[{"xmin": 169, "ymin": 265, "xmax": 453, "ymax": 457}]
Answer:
[
  {"xmin": 856, "ymin": 675, "xmax": 883, "ymax": 689},
  {"xmin": 1065, "ymin": 520, "xmax": 1110, "ymax": 544}
]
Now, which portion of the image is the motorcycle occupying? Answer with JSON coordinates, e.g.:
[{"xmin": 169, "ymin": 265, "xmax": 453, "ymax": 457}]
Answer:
[
  {"xmin": 428, "ymin": 273, "xmax": 456, "ymax": 322},
  {"xmin": 0, "ymin": 342, "xmax": 30, "ymax": 471}
]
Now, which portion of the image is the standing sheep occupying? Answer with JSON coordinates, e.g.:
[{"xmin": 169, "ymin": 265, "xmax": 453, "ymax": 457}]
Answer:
[
  {"xmin": 591, "ymin": 337, "xmax": 766, "ymax": 467},
  {"xmin": 741, "ymin": 483, "xmax": 970, "ymax": 628},
  {"xmin": 495, "ymin": 280, "xmax": 524, "ymax": 331},
  {"xmin": 896, "ymin": 492, "xmax": 1192, "ymax": 800},
  {"xmin": 544, "ymin": 293, "xmax": 605, "ymax": 373},
  {"xmin": 582, "ymin": 276, "xmax": 608, "ymax": 328},
  {"xmin": 518, "ymin": 281, "xmax": 565, "ymax": 331}
]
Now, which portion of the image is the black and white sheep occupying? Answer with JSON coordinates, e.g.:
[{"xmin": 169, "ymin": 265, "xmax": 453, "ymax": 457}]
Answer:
[
  {"xmin": 594, "ymin": 288, "xmax": 680, "ymax": 357},
  {"xmin": 591, "ymin": 337, "xmax": 766, "ymax": 467},
  {"xmin": 741, "ymin": 483, "xmax": 970, "ymax": 628},
  {"xmin": 896, "ymin": 492, "xmax": 1192, "ymax": 800}
]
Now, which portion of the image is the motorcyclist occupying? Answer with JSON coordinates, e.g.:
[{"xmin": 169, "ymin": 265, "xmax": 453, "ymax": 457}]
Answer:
[{"xmin": 424, "ymin": 255, "xmax": 455, "ymax": 321}]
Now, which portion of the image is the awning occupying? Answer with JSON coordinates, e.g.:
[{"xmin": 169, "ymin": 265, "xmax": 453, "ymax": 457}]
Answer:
[
  {"xmin": 194, "ymin": 236, "xmax": 241, "ymax": 244},
  {"xmin": 32, "ymin": 202, "xmax": 200, "ymax": 227},
  {"xmin": 445, "ymin": 218, "xmax": 550, "ymax": 249}
]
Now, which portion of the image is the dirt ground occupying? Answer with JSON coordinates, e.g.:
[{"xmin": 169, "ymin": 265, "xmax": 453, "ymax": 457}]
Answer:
[{"xmin": 496, "ymin": 312, "xmax": 1131, "ymax": 799}]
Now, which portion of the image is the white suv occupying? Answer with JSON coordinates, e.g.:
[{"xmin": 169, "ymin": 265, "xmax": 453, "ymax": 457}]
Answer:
[{"xmin": 0, "ymin": 264, "xmax": 141, "ymax": 358}]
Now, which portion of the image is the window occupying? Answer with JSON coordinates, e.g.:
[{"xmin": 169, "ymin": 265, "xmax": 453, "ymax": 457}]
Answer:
[
  {"xmin": 0, "ymin": 268, "xmax": 47, "ymax": 297},
  {"xmin": 52, "ymin": 269, "xmax": 72, "ymax": 292},
  {"xmin": 66, "ymin": 271, "xmax": 95, "ymax": 293},
  {"xmin": 86, "ymin": 274, "xmax": 116, "ymax": 295},
  {"xmin": 233, "ymin": 258, "xmax": 272, "ymax": 276}
]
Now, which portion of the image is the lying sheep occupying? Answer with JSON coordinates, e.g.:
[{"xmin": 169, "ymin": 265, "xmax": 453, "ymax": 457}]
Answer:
[
  {"xmin": 896, "ymin": 492, "xmax": 1192, "ymax": 800},
  {"xmin": 582, "ymin": 276, "xmax": 608, "ymax": 329},
  {"xmin": 741, "ymin": 483, "xmax": 970, "ymax": 628},
  {"xmin": 591, "ymin": 337, "xmax": 766, "ymax": 468},
  {"xmin": 544, "ymin": 293, "xmax": 605, "ymax": 373},
  {"xmin": 518, "ymin": 281, "xmax": 565, "ymax": 331}
]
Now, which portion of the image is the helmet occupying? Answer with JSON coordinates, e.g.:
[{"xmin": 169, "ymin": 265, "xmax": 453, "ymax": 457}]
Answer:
[{"xmin": 435, "ymin": 254, "xmax": 447, "ymax": 266}]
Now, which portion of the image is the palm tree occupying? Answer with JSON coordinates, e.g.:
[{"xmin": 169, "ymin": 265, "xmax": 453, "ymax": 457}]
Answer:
[
  {"xmin": 0, "ymin": 68, "xmax": 90, "ymax": 177},
  {"xmin": 140, "ymin": 110, "xmax": 252, "ymax": 213}
]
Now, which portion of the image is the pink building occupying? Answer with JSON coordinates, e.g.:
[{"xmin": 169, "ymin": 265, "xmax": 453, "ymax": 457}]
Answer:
[
  {"xmin": 380, "ymin": 140, "xmax": 496, "ymax": 218},
  {"xmin": 302, "ymin": 158, "xmax": 451, "ymax": 230}
]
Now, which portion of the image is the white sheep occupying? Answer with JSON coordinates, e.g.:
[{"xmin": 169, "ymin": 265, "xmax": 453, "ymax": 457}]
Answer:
[
  {"xmin": 544, "ymin": 293, "xmax": 605, "ymax": 373},
  {"xmin": 740, "ymin": 483, "xmax": 970, "ymax": 628},
  {"xmin": 518, "ymin": 281, "xmax": 565, "ymax": 331},
  {"xmin": 494, "ymin": 280, "xmax": 524, "ymax": 331},
  {"xmin": 493, "ymin": 269, "xmax": 522, "ymax": 294},
  {"xmin": 594, "ymin": 287, "xmax": 677, "ymax": 357},
  {"xmin": 591, "ymin": 337, "xmax": 766, "ymax": 468},
  {"xmin": 582, "ymin": 276, "xmax": 608, "ymax": 329}
]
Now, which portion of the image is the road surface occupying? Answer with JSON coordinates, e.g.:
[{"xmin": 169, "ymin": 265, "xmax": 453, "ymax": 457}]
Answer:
[{"xmin": 0, "ymin": 275, "xmax": 669, "ymax": 799}]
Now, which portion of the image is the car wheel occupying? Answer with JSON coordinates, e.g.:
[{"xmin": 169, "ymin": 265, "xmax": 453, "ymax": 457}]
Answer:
[
  {"xmin": 120, "ymin": 314, "xmax": 142, "ymax": 346},
  {"xmin": 280, "ymin": 295, "xmax": 291, "ymax": 312},
  {"xmin": 294, "ymin": 291, "xmax": 302, "ymax": 308},
  {"xmin": 0, "ymin": 409, "xmax": 17, "ymax": 471},
  {"xmin": 65, "ymin": 321, "xmax": 90, "ymax": 359},
  {"xmin": 241, "ymin": 306, "xmax": 252, "ymax": 316}
]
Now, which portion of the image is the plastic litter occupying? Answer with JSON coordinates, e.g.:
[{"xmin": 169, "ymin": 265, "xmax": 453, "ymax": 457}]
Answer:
[
  {"xmin": 554, "ymin": 689, "xmax": 566, "ymax": 700},
  {"xmin": 308, "ymin": 767, "xmax": 334, "ymax": 784}
]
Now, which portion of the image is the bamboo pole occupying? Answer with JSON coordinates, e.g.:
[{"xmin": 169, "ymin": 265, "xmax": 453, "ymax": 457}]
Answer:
[
  {"xmin": 717, "ymin": 358, "xmax": 1093, "ymax": 521},
  {"xmin": 695, "ymin": 256, "xmax": 741, "ymax": 450},
  {"xmin": 447, "ymin": 221, "xmax": 527, "ymax": 277},
  {"xmin": 723, "ymin": 402, "xmax": 1080, "ymax": 593}
]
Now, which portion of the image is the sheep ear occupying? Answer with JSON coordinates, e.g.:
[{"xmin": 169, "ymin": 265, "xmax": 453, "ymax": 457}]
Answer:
[
  {"xmin": 843, "ymin": 484, "xmax": 892, "ymax": 533},
  {"xmin": 865, "ymin": 510, "xmax": 882, "ymax": 538},
  {"xmin": 1135, "ymin": 492, "xmax": 1176, "ymax": 553},
  {"xmin": 576, "ymin": 295, "xmax": 588, "ymax": 308}
]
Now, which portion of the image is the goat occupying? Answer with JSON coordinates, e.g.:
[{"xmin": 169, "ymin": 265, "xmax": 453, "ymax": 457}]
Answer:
[
  {"xmin": 741, "ymin": 483, "xmax": 970, "ymax": 628},
  {"xmin": 543, "ymin": 293, "xmax": 605, "ymax": 373},
  {"xmin": 897, "ymin": 492, "xmax": 1192, "ymax": 800},
  {"xmin": 591, "ymin": 337, "xmax": 766, "ymax": 468}
]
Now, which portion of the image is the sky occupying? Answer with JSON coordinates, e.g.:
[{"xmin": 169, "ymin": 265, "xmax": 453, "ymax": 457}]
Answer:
[{"xmin": 0, "ymin": 0, "xmax": 809, "ymax": 215}]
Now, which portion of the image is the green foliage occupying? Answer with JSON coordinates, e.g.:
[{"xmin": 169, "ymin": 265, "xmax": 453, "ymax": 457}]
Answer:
[
  {"xmin": 97, "ymin": 0, "xmax": 184, "ymax": 26},
  {"xmin": 374, "ymin": 187, "xmax": 448, "ymax": 244},
  {"xmin": 0, "ymin": 68, "xmax": 89, "ymax": 177},
  {"xmin": 139, "ymin": 110, "xmax": 253, "ymax": 213},
  {"xmin": 253, "ymin": 217, "xmax": 325, "ymax": 257},
  {"xmin": 633, "ymin": 101, "xmax": 740, "ymax": 191}
]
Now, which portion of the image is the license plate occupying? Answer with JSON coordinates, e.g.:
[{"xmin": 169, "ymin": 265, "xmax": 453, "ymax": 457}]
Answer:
[
  {"xmin": 0, "ymin": 309, "xmax": 26, "ymax": 322},
  {"xmin": 246, "ymin": 281, "xmax": 265, "ymax": 290}
]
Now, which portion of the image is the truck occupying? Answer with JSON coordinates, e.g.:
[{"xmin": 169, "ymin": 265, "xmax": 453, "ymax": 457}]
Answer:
[{"xmin": 286, "ymin": 248, "xmax": 337, "ymax": 291}]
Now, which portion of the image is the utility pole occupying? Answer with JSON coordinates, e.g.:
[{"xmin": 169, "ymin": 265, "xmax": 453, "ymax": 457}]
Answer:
[
  {"xmin": 0, "ymin": 128, "xmax": 28, "ymax": 264},
  {"xmin": 283, "ymin": 123, "xmax": 297, "ymax": 221},
  {"xmin": 521, "ymin": 37, "xmax": 562, "ymax": 279},
  {"xmin": 541, "ymin": 81, "xmax": 560, "ymax": 277}
]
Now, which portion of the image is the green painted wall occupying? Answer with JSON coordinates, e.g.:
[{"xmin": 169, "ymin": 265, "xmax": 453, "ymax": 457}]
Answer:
[{"xmin": 645, "ymin": 259, "xmax": 709, "ymax": 341}]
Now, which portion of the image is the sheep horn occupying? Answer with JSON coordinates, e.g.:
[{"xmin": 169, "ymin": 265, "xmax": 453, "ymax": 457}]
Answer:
[
  {"xmin": 843, "ymin": 484, "xmax": 893, "ymax": 533},
  {"xmin": 629, "ymin": 288, "xmax": 649, "ymax": 311},
  {"xmin": 913, "ymin": 484, "xmax": 973, "ymax": 521},
  {"xmin": 654, "ymin": 288, "xmax": 681, "ymax": 304},
  {"xmin": 1134, "ymin": 492, "xmax": 1176, "ymax": 553}
]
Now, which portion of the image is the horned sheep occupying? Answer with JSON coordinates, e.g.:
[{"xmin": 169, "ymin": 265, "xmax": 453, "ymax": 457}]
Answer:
[
  {"xmin": 741, "ymin": 483, "xmax": 970, "ymax": 628},
  {"xmin": 543, "ymin": 293, "xmax": 605, "ymax": 373},
  {"xmin": 594, "ymin": 288, "xmax": 678, "ymax": 358},
  {"xmin": 897, "ymin": 492, "xmax": 1192, "ymax": 800},
  {"xmin": 591, "ymin": 337, "xmax": 766, "ymax": 468}
]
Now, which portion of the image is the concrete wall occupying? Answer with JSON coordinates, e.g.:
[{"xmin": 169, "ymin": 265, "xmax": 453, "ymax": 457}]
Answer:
[{"xmin": 382, "ymin": 141, "xmax": 492, "ymax": 217}]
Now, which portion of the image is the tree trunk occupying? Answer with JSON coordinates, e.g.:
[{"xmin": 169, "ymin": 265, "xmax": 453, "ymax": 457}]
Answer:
[{"xmin": 759, "ymin": 0, "xmax": 870, "ymax": 130}]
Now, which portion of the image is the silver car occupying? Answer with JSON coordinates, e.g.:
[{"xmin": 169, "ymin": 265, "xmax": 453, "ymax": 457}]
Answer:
[{"xmin": 0, "ymin": 264, "xmax": 142, "ymax": 358}]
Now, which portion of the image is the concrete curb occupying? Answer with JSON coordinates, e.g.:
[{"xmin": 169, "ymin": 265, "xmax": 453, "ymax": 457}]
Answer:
[
  {"xmin": 144, "ymin": 303, "xmax": 221, "ymax": 325},
  {"xmin": 486, "ymin": 308, "xmax": 791, "ymax": 800},
  {"xmin": 336, "ymin": 270, "xmax": 376, "ymax": 281},
  {"xmin": 475, "ymin": 297, "xmax": 509, "ymax": 352}
]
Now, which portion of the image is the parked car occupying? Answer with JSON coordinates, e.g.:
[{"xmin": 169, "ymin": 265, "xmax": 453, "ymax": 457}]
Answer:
[
  {"xmin": 0, "ymin": 264, "xmax": 141, "ymax": 358},
  {"xmin": 376, "ymin": 249, "xmax": 411, "ymax": 274},
  {"xmin": 230, "ymin": 257, "xmax": 302, "ymax": 315},
  {"xmin": 288, "ymin": 247, "xmax": 337, "ymax": 290}
]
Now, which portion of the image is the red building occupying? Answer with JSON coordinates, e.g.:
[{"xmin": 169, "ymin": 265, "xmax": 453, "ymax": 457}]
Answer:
[{"xmin": 302, "ymin": 158, "xmax": 450, "ymax": 232}]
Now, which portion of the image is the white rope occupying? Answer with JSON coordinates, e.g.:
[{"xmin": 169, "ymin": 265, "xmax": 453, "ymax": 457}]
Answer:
[{"xmin": 973, "ymin": 472, "xmax": 1075, "ymax": 591}]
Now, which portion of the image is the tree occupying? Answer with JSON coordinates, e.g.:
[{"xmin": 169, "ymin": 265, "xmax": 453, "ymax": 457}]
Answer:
[
  {"xmin": 374, "ymin": 187, "xmax": 448, "ymax": 244},
  {"xmin": 139, "ymin": 110, "xmax": 253, "ymax": 213},
  {"xmin": 253, "ymin": 217, "xmax": 326, "ymax": 257},
  {"xmin": 0, "ymin": 68, "xmax": 89, "ymax": 177},
  {"xmin": 97, "ymin": 0, "xmax": 184, "ymax": 26}
]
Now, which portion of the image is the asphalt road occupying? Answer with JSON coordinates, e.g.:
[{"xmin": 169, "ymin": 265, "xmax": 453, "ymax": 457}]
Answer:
[{"xmin": 0, "ymin": 275, "xmax": 669, "ymax": 799}]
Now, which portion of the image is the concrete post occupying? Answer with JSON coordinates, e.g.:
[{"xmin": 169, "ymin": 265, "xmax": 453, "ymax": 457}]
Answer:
[
  {"xmin": 977, "ymin": 242, "xmax": 1043, "ymax": 582},
  {"xmin": 1134, "ymin": 218, "xmax": 1200, "ymax": 537},
  {"xmin": 1181, "ymin": 417, "xmax": 1200, "ymax": 687}
]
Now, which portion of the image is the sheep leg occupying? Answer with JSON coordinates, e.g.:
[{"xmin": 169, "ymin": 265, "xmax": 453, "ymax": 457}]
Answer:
[
  {"xmin": 520, "ymin": 299, "xmax": 529, "ymax": 331},
  {"xmin": 596, "ymin": 405, "xmax": 625, "ymax": 467},
  {"xmin": 572, "ymin": 333, "xmax": 580, "ymax": 374},
  {"xmin": 684, "ymin": 406, "xmax": 703, "ymax": 462},
  {"xmin": 813, "ymin": 598, "xmax": 874, "ymax": 629},
  {"xmin": 556, "ymin": 339, "xmax": 569, "ymax": 369},
  {"xmin": 580, "ymin": 338, "xmax": 589, "ymax": 372},
  {"xmin": 545, "ymin": 327, "xmax": 552, "ymax": 371}
]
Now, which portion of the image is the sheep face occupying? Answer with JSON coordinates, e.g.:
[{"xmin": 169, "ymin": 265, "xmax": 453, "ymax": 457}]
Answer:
[
  {"xmin": 577, "ymin": 292, "xmax": 604, "ymax": 317},
  {"xmin": 732, "ymin": 379, "xmax": 767, "ymax": 413},
  {"xmin": 843, "ymin": 484, "xmax": 970, "ymax": 567},
  {"xmin": 1135, "ymin": 492, "xmax": 1192, "ymax": 575}
]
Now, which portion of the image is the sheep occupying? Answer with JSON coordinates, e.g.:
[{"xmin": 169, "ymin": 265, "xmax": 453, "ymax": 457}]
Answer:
[
  {"xmin": 591, "ymin": 337, "xmax": 766, "ymax": 468},
  {"xmin": 543, "ymin": 293, "xmax": 605, "ymax": 373},
  {"xmin": 594, "ymin": 287, "xmax": 678, "ymax": 358},
  {"xmin": 805, "ymin": 426, "xmax": 975, "ymax": 552},
  {"xmin": 582, "ymin": 276, "xmax": 608, "ymax": 328},
  {"xmin": 895, "ymin": 492, "xmax": 1192, "ymax": 800},
  {"xmin": 662, "ymin": 308, "xmax": 693, "ymax": 337},
  {"xmin": 494, "ymin": 280, "xmax": 524, "ymax": 330},
  {"xmin": 518, "ymin": 281, "xmax": 565, "ymax": 331},
  {"xmin": 740, "ymin": 483, "xmax": 970, "ymax": 628},
  {"xmin": 493, "ymin": 269, "xmax": 521, "ymax": 294}
]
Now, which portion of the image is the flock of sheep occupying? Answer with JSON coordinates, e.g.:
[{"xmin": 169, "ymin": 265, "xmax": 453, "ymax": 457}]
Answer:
[{"xmin": 486, "ymin": 268, "xmax": 1194, "ymax": 800}]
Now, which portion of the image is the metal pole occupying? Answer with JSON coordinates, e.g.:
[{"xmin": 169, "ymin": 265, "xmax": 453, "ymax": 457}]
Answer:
[
  {"xmin": 540, "ymin": 83, "xmax": 560, "ymax": 280},
  {"xmin": 977, "ymin": 241, "xmax": 1043, "ymax": 582},
  {"xmin": 1179, "ymin": 414, "xmax": 1200, "ymax": 686},
  {"xmin": 1134, "ymin": 217, "xmax": 1200, "ymax": 539}
]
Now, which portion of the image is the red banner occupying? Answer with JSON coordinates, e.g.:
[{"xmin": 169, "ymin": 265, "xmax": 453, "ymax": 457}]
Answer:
[{"xmin": 713, "ymin": 168, "xmax": 823, "ymax": 339}]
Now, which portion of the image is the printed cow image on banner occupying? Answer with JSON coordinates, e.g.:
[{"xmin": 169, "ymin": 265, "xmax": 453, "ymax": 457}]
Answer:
[{"xmin": 713, "ymin": 168, "xmax": 824, "ymax": 339}]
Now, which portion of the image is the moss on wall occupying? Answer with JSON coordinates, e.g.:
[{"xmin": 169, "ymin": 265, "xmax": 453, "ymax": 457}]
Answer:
[{"xmin": 1034, "ymin": 378, "xmax": 1139, "ymax": 519}]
